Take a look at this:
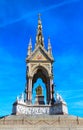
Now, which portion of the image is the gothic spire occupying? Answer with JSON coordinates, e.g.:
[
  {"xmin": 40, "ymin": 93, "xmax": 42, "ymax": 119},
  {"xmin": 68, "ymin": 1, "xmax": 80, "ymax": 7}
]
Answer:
[
  {"xmin": 27, "ymin": 37, "xmax": 32, "ymax": 56},
  {"xmin": 36, "ymin": 14, "xmax": 44, "ymax": 47},
  {"xmin": 48, "ymin": 37, "xmax": 52, "ymax": 56}
]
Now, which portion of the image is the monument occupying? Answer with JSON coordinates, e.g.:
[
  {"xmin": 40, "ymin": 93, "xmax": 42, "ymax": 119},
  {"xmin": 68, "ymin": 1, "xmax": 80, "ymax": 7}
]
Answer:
[
  {"xmin": 12, "ymin": 14, "xmax": 68, "ymax": 115},
  {"xmin": 0, "ymin": 15, "xmax": 83, "ymax": 130}
]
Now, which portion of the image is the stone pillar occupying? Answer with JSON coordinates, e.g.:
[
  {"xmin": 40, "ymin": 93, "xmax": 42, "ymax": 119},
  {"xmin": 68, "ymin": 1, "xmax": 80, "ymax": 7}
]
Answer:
[
  {"xmin": 50, "ymin": 77, "xmax": 53, "ymax": 102},
  {"xmin": 46, "ymin": 79, "xmax": 50, "ymax": 104},
  {"xmin": 28, "ymin": 77, "xmax": 32, "ymax": 104}
]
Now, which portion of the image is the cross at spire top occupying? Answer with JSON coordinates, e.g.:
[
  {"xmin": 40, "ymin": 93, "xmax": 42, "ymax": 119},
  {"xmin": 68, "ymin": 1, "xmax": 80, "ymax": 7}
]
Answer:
[
  {"xmin": 38, "ymin": 13, "xmax": 41, "ymax": 20},
  {"xmin": 36, "ymin": 14, "xmax": 44, "ymax": 47},
  {"xmin": 38, "ymin": 13, "xmax": 42, "ymax": 25}
]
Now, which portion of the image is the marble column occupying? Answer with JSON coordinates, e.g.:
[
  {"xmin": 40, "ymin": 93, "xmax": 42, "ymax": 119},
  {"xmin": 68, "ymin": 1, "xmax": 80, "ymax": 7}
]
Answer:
[
  {"xmin": 46, "ymin": 79, "xmax": 50, "ymax": 104},
  {"xmin": 50, "ymin": 78, "xmax": 53, "ymax": 101},
  {"xmin": 28, "ymin": 77, "xmax": 32, "ymax": 104}
]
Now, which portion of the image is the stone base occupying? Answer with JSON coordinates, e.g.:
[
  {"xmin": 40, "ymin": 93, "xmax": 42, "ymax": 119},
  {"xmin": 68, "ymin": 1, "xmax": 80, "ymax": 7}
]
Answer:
[
  {"xmin": 12, "ymin": 101, "xmax": 68, "ymax": 115},
  {"xmin": 0, "ymin": 115, "xmax": 83, "ymax": 130}
]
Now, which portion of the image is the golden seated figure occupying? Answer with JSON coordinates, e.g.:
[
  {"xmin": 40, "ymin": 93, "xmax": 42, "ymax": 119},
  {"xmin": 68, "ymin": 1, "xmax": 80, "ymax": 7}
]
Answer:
[{"xmin": 36, "ymin": 86, "xmax": 42, "ymax": 96}]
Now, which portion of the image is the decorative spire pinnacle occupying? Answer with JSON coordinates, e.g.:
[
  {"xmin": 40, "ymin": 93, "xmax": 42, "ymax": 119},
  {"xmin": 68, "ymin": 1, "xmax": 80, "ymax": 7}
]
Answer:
[
  {"xmin": 27, "ymin": 37, "xmax": 32, "ymax": 56},
  {"xmin": 48, "ymin": 37, "xmax": 51, "ymax": 46},
  {"xmin": 36, "ymin": 14, "xmax": 44, "ymax": 47},
  {"xmin": 48, "ymin": 37, "xmax": 52, "ymax": 55},
  {"xmin": 38, "ymin": 13, "xmax": 41, "ymax": 24},
  {"xmin": 29, "ymin": 37, "xmax": 32, "ymax": 47}
]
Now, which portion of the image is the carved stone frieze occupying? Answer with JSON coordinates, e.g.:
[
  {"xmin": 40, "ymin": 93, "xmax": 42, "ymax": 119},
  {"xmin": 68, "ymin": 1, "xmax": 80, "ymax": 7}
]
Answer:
[{"xmin": 13, "ymin": 101, "xmax": 68, "ymax": 115}]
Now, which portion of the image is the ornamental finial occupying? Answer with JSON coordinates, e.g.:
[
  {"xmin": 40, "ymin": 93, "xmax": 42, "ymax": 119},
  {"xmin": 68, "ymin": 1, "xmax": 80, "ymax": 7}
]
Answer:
[
  {"xmin": 38, "ymin": 13, "xmax": 42, "ymax": 25},
  {"xmin": 38, "ymin": 13, "xmax": 41, "ymax": 20}
]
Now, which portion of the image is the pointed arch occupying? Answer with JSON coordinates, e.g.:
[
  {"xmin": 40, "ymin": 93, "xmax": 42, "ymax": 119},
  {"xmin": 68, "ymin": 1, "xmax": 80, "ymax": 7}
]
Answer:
[
  {"xmin": 32, "ymin": 78, "xmax": 46, "ymax": 104},
  {"xmin": 32, "ymin": 66, "xmax": 51, "ymax": 104},
  {"xmin": 32, "ymin": 65, "xmax": 49, "ymax": 78}
]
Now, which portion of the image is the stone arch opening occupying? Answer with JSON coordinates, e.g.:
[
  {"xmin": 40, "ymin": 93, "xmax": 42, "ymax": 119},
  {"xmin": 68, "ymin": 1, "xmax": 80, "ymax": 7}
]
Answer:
[
  {"xmin": 32, "ymin": 78, "xmax": 46, "ymax": 104},
  {"xmin": 32, "ymin": 66, "xmax": 50, "ymax": 104}
]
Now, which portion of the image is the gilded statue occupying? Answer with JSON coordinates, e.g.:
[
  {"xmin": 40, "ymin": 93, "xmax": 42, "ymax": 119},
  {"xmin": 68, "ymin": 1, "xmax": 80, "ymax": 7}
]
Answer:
[{"xmin": 36, "ymin": 86, "xmax": 42, "ymax": 96}]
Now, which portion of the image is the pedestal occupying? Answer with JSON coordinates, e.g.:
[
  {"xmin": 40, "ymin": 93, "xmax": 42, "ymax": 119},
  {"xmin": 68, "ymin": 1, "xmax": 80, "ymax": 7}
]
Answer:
[
  {"xmin": 12, "ymin": 101, "xmax": 68, "ymax": 115},
  {"xmin": 35, "ymin": 95, "xmax": 45, "ymax": 105}
]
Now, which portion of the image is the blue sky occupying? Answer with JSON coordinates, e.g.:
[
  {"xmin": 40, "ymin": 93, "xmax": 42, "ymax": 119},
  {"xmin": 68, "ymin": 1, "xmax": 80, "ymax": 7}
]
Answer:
[{"xmin": 0, "ymin": 0, "xmax": 82, "ymax": 117}]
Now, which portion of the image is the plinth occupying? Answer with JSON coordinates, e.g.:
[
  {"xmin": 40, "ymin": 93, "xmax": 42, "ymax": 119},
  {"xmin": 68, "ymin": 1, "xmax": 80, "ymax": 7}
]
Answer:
[{"xmin": 35, "ymin": 95, "xmax": 45, "ymax": 105}]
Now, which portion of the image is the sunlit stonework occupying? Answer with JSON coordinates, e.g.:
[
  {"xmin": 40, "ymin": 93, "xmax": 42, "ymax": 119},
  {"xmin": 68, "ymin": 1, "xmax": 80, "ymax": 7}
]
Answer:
[{"xmin": 12, "ymin": 15, "xmax": 68, "ymax": 115}]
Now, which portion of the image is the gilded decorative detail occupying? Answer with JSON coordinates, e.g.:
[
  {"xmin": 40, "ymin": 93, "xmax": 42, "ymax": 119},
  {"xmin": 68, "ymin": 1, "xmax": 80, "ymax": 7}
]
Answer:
[
  {"xmin": 32, "ymin": 51, "xmax": 47, "ymax": 61},
  {"xmin": 36, "ymin": 86, "xmax": 42, "ymax": 96}
]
